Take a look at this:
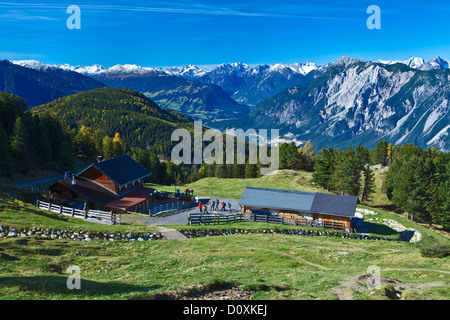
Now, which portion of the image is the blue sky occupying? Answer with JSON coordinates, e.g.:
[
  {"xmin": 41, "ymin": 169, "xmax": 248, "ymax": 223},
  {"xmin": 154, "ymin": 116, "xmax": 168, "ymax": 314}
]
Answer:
[{"xmin": 1, "ymin": 0, "xmax": 450, "ymax": 67}]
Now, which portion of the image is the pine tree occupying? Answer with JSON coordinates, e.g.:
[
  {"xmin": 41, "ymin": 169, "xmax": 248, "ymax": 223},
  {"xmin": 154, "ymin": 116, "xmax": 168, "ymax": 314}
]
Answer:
[
  {"xmin": 332, "ymin": 147, "xmax": 361, "ymax": 196},
  {"xmin": 244, "ymin": 161, "xmax": 258, "ymax": 178},
  {"xmin": 370, "ymin": 140, "xmax": 388, "ymax": 165},
  {"xmin": 232, "ymin": 163, "xmax": 245, "ymax": 178},
  {"xmin": 312, "ymin": 148, "xmax": 335, "ymax": 190},
  {"xmin": 59, "ymin": 132, "xmax": 74, "ymax": 171},
  {"xmin": 102, "ymin": 135, "xmax": 115, "ymax": 159},
  {"xmin": 300, "ymin": 140, "xmax": 315, "ymax": 171},
  {"xmin": 355, "ymin": 145, "xmax": 370, "ymax": 170},
  {"xmin": 38, "ymin": 125, "xmax": 52, "ymax": 162},
  {"xmin": 215, "ymin": 163, "xmax": 227, "ymax": 178},
  {"xmin": 72, "ymin": 126, "xmax": 95, "ymax": 159},
  {"xmin": 286, "ymin": 142, "xmax": 299, "ymax": 170},
  {"xmin": 10, "ymin": 117, "xmax": 29, "ymax": 173},
  {"xmin": 437, "ymin": 181, "xmax": 450, "ymax": 231},
  {"xmin": 361, "ymin": 166, "xmax": 376, "ymax": 202},
  {"xmin": 0, "ymin": 124, "xmax": 13, "ymax": 176}
]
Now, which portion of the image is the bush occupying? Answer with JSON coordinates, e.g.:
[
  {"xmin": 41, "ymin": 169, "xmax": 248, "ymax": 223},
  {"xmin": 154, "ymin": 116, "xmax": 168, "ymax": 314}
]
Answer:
[{"xmin": 420, "ymin": 245, "xmax": 450, "ymax": 258}]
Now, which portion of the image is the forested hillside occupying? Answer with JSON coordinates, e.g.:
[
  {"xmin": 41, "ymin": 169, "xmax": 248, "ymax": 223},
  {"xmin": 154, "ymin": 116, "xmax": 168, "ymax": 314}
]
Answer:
[
  {"xmin": 0, "ymin": 93, "xmax": 74, "ymax": 175},
  {"xmin": 32, "ymin": 87, "xmax": 193, "ymax": 155}
]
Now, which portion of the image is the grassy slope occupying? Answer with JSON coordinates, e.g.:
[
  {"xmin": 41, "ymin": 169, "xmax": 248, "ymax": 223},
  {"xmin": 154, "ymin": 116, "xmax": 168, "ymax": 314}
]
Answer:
[
  {"xmin": 146, "ymin": 169, "xmax": 390, "ymax": 208},
  {"xmin": 0, "ymin": 194, "xmax": 157, "ymax": 234},
  {"xmin": 1, "ymin": 170, "xmax": 449, "ymax": 300},
  {"xmin": 0, "ymin": 225, "xmax": 448, "ymax": 300},
  {"xmin": 147, "ymin": 170, "xmax": 327, "ymax": 201}
]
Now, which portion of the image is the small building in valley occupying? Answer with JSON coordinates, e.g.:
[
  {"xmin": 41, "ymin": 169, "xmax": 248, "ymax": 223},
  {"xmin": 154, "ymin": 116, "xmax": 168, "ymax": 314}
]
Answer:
[
  {"xmin": 47, "ymin": 155, "xmax": 155, "ymax": 213},
  {"xmin": 238, "ymin": 187, "xmax": 358, "ymax": 232}
]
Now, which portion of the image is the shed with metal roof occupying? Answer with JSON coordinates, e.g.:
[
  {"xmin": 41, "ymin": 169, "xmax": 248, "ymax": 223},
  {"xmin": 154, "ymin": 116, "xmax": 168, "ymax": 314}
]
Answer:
[{"xmin": 238, "ymin": 187, "xmax": 358, "ymax": 231}]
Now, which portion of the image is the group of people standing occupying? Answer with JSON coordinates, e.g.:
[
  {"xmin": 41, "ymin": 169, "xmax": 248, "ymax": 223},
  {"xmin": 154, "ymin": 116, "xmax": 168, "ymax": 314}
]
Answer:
[{"xmin": 198, "ymin": 198, "xmax": 232, "ymax": 213}]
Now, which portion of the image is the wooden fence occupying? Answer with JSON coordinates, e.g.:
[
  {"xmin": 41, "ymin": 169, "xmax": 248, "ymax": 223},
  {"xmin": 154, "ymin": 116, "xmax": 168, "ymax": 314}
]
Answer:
[
  {"xmin": 149, "ymin": 201, "xmax": 185, "ymax": 216},
  {"xmin": 244, "ymin": 213, "xmax": 346, "ymax": 231},
  {"xmin": 188, "ymin": 212, "xmax": 346, "ymax": 231},
  {"xmin": 36, "ymin": 200, "xmax": 120, "ymax": 225},
  {"xmin": 188, "ymin": 212, "xmax": 244, "ymax": 225}
]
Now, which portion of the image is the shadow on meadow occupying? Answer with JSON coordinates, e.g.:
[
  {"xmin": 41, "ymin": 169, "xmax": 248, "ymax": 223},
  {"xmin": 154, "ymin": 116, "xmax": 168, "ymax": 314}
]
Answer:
[
  {"xmin": 0, "ymin": 275, "xmax": 160, "ymax": 297},
  {"xmin": 356, "ymin": 221, "xmax": 398, "ymax": 237}
]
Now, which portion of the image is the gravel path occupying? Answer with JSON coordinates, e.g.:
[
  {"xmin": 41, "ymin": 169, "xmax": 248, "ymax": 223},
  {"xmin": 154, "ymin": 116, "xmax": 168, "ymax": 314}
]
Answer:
[{"xmin": 121, "ymin": 197, "xmax": 240, "ymax": 227}]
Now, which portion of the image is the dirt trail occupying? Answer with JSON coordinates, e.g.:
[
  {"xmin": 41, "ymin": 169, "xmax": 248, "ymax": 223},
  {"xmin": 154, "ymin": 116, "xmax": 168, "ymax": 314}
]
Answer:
[
  {"xmin": 270, "ymin": 250, "xmax": 332, "ymax": 271},
  {"xmin": 332, "ymin": 273, "xmax": 449, "ymax": 300}
]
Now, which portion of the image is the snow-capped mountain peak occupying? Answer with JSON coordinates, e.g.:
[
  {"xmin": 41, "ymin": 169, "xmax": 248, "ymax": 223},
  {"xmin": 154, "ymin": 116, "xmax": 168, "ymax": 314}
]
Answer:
[
  {"xmin": 163, "ymin": 64, "xmax": 207, "ymax": 79},
  {"xmin": 404, "ymin": 57, "xmax": 426, "ymax": 69},
  {"xmin": 57, "ymin": 63, "xmax": 107, "ymax": 75},
  {"xmin": 288, "ymin": 62, "xmax": 320, "ymax": 75},
  {"xmin": 377, "ymin": 56, "xmax": 450, "ymax": 71},
  {"xmin": 13, "ymin": 60, "xmax": 55, "ymax": 72}
]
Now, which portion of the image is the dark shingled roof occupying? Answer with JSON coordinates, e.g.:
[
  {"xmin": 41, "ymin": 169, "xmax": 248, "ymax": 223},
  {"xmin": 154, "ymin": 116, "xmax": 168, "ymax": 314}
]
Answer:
[
  {"xmin": 85, "ymin": 155, "xmax": 152, "ymax": 187},
  {"xmin": 310, "ymin": 192, "xmax": 358, "ymax": 217},
  {"xmin": 238, "ymin": 187, "xmax": 358, "ymax": 218},
  {"xmin": 57, "ymin": 176, "xmax": 117, "ymax": 205}
]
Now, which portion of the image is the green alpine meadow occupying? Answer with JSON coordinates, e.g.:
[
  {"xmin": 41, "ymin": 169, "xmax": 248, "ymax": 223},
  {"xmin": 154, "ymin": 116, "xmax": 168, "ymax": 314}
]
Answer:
[{"xmin": 0, "ymin": 1, "xmax": 449, "ymax": 307}]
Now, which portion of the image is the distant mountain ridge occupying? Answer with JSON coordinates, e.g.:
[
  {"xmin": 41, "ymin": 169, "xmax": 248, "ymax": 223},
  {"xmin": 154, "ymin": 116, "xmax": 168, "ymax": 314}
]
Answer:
[
  {"xmin": 7, "ymin": 56, "xmax": 450, "ymax": 152},
  {"xmin": 12, "ymin": 56, "xmax": 450, "ymax": 108},
  {"xmin": 0, "ymin": 59, "xmax": 105, "ymax": 107}
]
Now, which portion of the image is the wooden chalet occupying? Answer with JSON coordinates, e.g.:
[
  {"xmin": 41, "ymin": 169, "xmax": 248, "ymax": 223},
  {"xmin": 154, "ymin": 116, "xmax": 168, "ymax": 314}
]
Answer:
[
  {"xmin": 47, "ymin": 155, "xmax": 155, "ymax": 213},
  {"xmin": 238, "ymin": 187, "xmax": 358, "ymax": 232}
]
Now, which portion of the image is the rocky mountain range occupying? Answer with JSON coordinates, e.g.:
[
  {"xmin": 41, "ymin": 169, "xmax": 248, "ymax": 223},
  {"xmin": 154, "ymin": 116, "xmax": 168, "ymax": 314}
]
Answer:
[
  {"xmin": 4, "ymin": 56, "xmax": 450, "ymax": 152},
  {"xmin": 219, "ymin": 56, "xmax": 450, "ymax": 152}
]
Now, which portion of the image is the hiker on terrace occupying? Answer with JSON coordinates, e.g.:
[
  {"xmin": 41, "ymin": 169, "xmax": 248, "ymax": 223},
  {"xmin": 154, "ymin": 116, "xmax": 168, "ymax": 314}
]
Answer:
[
  {"xmin": 221, "ymin": 201, "xmax": 226, "ymax": 211},
  {"xmin": 198, "ymin": 201, "xmax": 203, "ymax": 213}
]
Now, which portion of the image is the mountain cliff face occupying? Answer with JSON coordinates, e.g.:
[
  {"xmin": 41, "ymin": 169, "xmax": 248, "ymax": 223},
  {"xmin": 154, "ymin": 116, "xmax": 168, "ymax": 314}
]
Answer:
[{"xmin": 224, "ymin": 57, "xmax": 450, "ymax": 152}]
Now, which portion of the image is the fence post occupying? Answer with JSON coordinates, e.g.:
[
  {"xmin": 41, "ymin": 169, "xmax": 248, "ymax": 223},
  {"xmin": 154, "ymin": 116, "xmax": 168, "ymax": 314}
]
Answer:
[{"xmin": 71, "ymin": 207, "xmax": 75, "ymax": 217}]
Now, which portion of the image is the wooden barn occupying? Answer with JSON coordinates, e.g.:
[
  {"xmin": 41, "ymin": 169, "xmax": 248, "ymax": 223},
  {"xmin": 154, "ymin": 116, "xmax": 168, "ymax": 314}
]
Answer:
[
  {"xmin": 47, "ymin": 155, "xmax": 155, "ymax": 213},
  {"xmin": 238, "ymin": 187, "xmax": 358, "ymax": 232}
]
